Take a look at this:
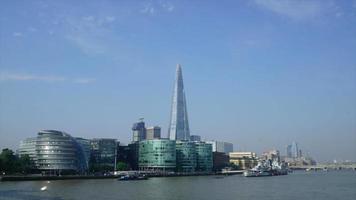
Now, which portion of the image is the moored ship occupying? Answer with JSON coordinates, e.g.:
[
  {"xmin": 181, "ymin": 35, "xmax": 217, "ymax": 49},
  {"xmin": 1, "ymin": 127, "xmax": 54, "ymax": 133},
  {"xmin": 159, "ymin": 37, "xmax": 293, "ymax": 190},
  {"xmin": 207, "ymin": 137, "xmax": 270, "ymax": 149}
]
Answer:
[{"xmin": 244, "ymin": 160, "xmax": 288, "ymax": 177}]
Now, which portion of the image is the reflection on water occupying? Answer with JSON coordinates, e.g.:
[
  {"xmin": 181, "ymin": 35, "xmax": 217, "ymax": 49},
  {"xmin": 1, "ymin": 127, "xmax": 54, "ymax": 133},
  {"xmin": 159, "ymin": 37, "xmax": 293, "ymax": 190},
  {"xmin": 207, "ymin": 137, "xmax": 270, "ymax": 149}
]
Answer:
[{"xmin": 1, "ymin": 171, "xmax": 355, "ymax": 200}]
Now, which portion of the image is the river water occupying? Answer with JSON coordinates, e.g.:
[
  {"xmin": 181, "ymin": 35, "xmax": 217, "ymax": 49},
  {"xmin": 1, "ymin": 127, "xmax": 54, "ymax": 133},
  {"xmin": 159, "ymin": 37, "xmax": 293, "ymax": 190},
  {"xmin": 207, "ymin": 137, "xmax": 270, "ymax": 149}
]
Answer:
[{"xmin": 1, "ymin": 170, "xmax": 355, "ymax": 200}]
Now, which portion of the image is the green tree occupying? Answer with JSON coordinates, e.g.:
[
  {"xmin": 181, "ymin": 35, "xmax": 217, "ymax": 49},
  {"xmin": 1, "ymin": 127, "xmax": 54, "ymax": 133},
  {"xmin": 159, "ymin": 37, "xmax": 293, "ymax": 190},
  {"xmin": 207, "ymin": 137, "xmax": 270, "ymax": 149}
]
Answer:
[
  {"xmin": 116, "ymin": 162, "xmax": 128, "ymax": 171},
  {"xmin": 0, "ymin": 148, "xmax": 17, "ymax": 174}
]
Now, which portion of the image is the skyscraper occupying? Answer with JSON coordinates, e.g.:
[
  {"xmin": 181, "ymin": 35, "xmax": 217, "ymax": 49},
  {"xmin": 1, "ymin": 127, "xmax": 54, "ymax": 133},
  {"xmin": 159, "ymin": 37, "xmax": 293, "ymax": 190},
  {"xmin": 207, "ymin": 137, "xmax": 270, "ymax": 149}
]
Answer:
[{"xmin": 168, "ymin": 64, "xmax": 191, "ymax": 140}]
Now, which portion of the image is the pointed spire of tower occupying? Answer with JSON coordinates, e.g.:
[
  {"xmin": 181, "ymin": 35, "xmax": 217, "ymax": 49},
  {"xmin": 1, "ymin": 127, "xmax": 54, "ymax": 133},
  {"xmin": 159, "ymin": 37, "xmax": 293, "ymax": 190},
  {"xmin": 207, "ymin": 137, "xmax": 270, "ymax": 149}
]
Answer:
[{"xmin": 168, "ymin": 64, "xmax": 190, "ymax": 140}]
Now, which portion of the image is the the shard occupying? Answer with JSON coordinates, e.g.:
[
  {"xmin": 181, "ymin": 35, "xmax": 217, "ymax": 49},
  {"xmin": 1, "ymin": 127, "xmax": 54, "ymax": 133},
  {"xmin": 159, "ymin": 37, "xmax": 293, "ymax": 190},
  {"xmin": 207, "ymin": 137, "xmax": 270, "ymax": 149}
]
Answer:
[{"xmin": 168, "ymin": 64, "xmax": 190, "ymax": 141}]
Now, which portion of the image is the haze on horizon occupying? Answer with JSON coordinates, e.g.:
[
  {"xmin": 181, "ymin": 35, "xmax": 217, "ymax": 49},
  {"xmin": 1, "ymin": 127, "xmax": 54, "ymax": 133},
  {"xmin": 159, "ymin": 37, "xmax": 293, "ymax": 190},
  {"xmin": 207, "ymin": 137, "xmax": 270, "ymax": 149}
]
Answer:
[{"xmin": 0, "ymin": 0, "xmax": 355, "ymax": 162}]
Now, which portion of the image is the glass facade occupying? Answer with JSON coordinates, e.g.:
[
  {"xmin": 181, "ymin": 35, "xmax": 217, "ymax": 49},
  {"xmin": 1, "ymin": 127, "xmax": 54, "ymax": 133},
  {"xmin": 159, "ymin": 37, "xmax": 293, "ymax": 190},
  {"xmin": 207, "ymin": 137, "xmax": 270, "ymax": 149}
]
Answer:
[
  {"xmin": 19, "ymin": 130, "xmax": 88, "ymax": 174},
  {"xmin": 168, "ymin": 65, "xmax": 190, "ymax": 140},
  {"xmin": 176, "ymin": 140, "xmax": 196, "ymax": 172},
  {"xmin": 139, "ymin": 139, "xmax": 176, "ymax": 171},
  {"xmin": 195, "ymin": 142, "xmax": 213, "ymax": 172},
  {"xmin": 90, "ymin": 138, "xmax": 117, "ymax": 169}
]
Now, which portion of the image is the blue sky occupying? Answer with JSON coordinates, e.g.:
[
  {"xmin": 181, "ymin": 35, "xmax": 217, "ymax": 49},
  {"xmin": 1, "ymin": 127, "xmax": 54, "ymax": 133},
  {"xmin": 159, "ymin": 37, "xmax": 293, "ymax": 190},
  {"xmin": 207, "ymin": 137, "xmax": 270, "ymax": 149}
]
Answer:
[{"xmin": 0, "ymin": 0, "xmax": 355, "ymax": 162}]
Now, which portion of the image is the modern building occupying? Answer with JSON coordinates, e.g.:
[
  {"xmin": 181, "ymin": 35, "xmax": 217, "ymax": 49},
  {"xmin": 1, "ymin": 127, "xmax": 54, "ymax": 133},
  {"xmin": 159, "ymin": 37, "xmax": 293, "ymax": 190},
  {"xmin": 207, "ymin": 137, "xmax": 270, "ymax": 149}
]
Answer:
[
  {"xmin": 206, "ymin": 141, "xmax": 233, "ymax": 154},
  {"xmin": 90, "ymin": 138, "xmax": 117, "ymax": 170},
  {"xmin": 195, "ymin": 142, "xmax": 213, "ymax": 172},
  {"xmin": 176, "ymin": 140, "xmax": 197, "ymax": 172},
  {"xmin": 146, "ymin": 126, "xmax": 161, "ymax": 140},
  {"xmin": 18, "ymin": 130, "xmax": 88, "ymax": 174},
  {"xmin": 212, "ymin": 152, "xmax": 229, "ymax": 172},
  {"xmin": 18, "ymin": 137, "xmax": 37, "ymax": 167},
  {"xmin": 229, "ymin": 152, "xmax": 258, "ymax": 170},
  {"xmin": 190, "ymin": 135, "xmax": 201, "ymax": 142},
  {"xmin": 75, "ymin": 137, "xmax": 91, "ymax": 169},
  {"xmin": 132, "ymin": 119, "xmax": 146, "ymax": 142},
  {"xmin": 138, "ymin": 139, "xmax": 176, "ymax": 171},
  {"xmin": 168, "ymin": 64, "xmax": 191, "ymax": 141},
  {"xmin": 128, "ymin": 142, "xmax": 140, "ymax": 170}
]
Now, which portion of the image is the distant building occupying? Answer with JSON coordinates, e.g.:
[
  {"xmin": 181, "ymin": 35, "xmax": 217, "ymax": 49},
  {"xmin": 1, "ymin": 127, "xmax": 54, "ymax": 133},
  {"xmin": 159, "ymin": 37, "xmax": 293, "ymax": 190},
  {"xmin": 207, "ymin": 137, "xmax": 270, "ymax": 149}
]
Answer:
[
  {"xmin": 206, "ymin": 141, "xmax": 233, "ymax": 154},
  {"xmin": 176, "ymin": 141, "xmax": 197, "ymax": 172},
  {"xmin": 229, "ymin": 152, "xmax": 258, "ymax": 170},
  {"xmin": 132, "ymin": 120, "xmax": 146, "ymax": 142},
  {"xmin": 146, "ymin": 126, "xmax": 161, "ymax": 140},
  {"xmin": 286, "ymin": 145, "xmax": 292, "ymax": 158},
  {"xmin": 18, "ymin": 130, "xmax": 88, "ymax": 174},
  {"xmin": 90, "ymin": 138, "xmax": 117, "ymax": 170},
  {"xmin": 195, "ymin": 142, "xmax": 213, "ymax": 172},
  {"xmin": 139, "ymin": 139, "xmax": 176, "ymax": 171},
  {"xmin": 291, "ymin": 141, "xmax": 299, "ymax": 158},
  {"xmin": 190, "ymin": 135, "xmax": 201, "ymax": 142},
  {"xmin": 261, "ymin": 149, "xmax": 280, "ymax": 162}
]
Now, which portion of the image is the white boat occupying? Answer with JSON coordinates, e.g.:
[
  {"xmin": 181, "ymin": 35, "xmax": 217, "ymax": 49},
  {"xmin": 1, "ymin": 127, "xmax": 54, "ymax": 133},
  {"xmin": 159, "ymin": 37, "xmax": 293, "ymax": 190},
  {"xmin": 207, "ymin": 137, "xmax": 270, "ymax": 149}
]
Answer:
[{"xmin": 40, "ymin": 186, "xmax": 47, "ymax": 191}]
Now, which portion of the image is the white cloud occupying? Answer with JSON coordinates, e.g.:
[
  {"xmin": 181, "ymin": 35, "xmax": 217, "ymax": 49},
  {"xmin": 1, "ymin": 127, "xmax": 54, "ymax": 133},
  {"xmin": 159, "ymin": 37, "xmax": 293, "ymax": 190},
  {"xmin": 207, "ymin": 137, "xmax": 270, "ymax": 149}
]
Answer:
[
  {"xmin": 141, "ymin": 3, "xmax": 155, "ymax": 15},
  {"xmin": 13, "ymin": 32, "xmax": 23, "ymax": 37},
  {"xmin": 105, "ymin": 16, "xmax": 116, "ymax": 22},
  {"xmin": 28, "ymin": 27, "xmax": 37, "ymax": 32},
  {"xmin": 140, "ymin": 1, "xmax": 175, "ymax": 15},
  {"xmin": 73, "ymin": 78, "xmax": 96, "ymax": 84},
  {"xmin": 0, "ymin": 72, "xmax": 95, "ymax": 84},
  {"xmin": 253, "ymin": 0, "xmax": 334, "ymax": 20},
  {"xmin": 0, "ymin": 72, "xmax": 66, "ymax": 82}
]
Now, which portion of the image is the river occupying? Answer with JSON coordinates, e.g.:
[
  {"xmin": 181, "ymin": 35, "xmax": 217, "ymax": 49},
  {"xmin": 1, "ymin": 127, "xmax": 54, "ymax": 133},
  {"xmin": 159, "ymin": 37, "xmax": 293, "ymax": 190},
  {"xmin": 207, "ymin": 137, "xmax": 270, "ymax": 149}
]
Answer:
[{"xmin": 1, "ymin": 170, "xmax": 355, "ymax": 200}]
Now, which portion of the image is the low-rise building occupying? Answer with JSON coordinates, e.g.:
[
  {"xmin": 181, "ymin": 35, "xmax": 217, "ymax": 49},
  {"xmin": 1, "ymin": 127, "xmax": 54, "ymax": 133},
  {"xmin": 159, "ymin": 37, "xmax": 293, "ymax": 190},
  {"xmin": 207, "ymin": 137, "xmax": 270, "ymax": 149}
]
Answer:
[
  {"xmin": 139, "ymin": 139, "xmax": 176, "ymax": 171},
  {"xmin": 229, "ymin": 151, "xmax": 258, "ymax": 170}
]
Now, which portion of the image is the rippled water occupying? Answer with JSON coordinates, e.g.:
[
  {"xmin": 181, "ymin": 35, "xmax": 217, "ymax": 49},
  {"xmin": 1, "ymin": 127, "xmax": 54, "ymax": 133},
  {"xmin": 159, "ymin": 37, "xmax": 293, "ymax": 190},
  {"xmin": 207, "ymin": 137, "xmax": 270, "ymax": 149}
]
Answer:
[{"xmin": 1, "ymin": 171, "xmax": 355, "ymax": 200}]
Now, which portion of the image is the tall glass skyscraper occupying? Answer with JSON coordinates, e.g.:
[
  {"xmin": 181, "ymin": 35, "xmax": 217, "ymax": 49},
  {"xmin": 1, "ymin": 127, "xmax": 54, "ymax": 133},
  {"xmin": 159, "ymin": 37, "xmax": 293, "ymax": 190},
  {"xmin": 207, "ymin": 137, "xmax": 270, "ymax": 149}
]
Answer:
[{"xmin": 168, "ymin": 64, "xmax": 190, "ymax": 140}]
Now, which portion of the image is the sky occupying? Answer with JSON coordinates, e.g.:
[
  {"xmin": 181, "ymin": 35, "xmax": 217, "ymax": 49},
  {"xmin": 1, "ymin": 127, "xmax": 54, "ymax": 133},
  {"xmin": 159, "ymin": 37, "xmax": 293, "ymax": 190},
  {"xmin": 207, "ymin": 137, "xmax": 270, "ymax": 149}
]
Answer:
[{"xmin": 0, "ymin": 0, "xmax": 355, "ymax": 162}]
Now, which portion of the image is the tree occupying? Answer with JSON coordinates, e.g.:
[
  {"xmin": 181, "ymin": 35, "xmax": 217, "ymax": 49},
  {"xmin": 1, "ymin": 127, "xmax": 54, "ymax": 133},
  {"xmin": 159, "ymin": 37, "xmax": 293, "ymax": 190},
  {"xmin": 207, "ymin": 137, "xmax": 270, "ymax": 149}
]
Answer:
[
  {"xmin": 116, "ymin": 162, "xmax": 129, "ymax": 171},
  {"xmin": 0, "ymin": 148, "xmax": 17, "ymax": 174}
]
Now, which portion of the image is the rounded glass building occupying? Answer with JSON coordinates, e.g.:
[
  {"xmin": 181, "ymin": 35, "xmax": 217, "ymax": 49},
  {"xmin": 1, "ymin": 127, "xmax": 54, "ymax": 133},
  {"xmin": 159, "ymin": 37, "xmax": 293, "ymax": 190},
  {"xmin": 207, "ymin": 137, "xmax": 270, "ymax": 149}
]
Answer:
[
  {"xmin": 139, "ymin": 139, "xmax": 176, "ymax": 171},
  {"xmin": 19, "ymin": 130, "xmax": 88, "ymax": 174}
]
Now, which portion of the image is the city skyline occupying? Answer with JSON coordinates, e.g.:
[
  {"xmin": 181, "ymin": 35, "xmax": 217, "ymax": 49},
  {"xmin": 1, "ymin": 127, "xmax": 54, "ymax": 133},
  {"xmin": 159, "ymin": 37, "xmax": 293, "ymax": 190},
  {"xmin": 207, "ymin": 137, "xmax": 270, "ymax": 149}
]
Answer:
[{"xmin": 0, "ymin": 0, "xmax": 355, "ymax": 162}]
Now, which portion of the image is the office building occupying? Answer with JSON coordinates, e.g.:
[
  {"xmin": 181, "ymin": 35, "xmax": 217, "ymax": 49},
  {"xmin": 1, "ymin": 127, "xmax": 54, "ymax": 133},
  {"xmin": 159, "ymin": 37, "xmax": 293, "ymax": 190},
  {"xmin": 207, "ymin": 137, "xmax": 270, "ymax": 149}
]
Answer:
[
  {"xmin": 176, "ymin": 140, "xmax": 197, "ymax": 172},
  {"xmin": 168, "ymin": 64, "xmax": 191, "ymax": 141},
  {"xmin": 90, "ymin": 138, "xmax": 117, "ymax": 170},
  {"xmin": 212, "ymin": 152, "xmax": 229, "ymax": 172},
  {"xmin": 195, "ymin": 142, "xmax": 213, "ymax": 172},
  {"xmin": 206, "ymin": 141, "xmax": 233, "ymax": 154},
  {"xmin": 139, "ymin": 139, "xmax": 176, "ymax": 171},
  {"xmin": 18, "ymin": 130, "xmax": 88, "ymax": 174},
  {"xmin": 146, "ymin": 126, "xmax": 161, "ymax": 140},
  {"xmin": 128, "ymin": 142, "xmax": 140, "ymax": 170},
  {"xmin": 132, "ymin": 119, "xmax": 146, "ymax": 142},
  {"xmin": 229, "ymin": 152, "xmax": 258, "ymax": 170}
]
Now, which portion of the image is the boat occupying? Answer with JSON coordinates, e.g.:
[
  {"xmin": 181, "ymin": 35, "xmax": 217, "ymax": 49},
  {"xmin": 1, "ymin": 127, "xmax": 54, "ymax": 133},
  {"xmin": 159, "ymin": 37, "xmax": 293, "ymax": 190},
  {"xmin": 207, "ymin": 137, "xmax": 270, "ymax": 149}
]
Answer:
[
  {"xmin": 118, "ymin": 174, "xmax": 148, "ymax": 181},
  {"xmin": 244, "ymin": 159, "xmax": 288, "ymax": 177}
]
